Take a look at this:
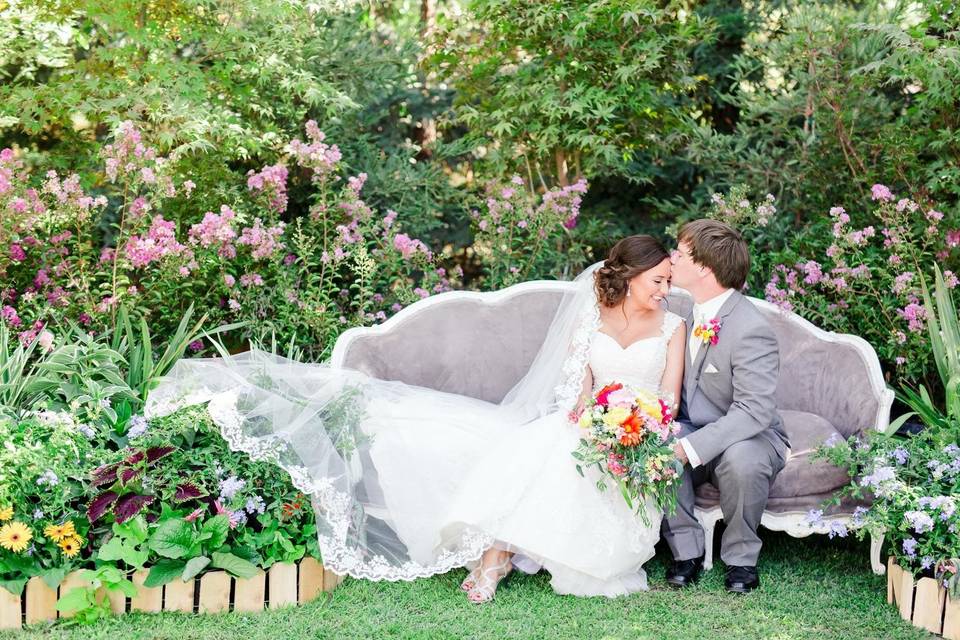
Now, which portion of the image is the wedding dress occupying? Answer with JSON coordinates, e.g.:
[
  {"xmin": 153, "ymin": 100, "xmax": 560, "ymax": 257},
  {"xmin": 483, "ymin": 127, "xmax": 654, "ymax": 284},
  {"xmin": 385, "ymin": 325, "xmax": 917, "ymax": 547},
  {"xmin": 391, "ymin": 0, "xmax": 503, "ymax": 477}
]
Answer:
[{"xmin": 145, "ymin": 265, "xmax": 684, "ymax": 597}]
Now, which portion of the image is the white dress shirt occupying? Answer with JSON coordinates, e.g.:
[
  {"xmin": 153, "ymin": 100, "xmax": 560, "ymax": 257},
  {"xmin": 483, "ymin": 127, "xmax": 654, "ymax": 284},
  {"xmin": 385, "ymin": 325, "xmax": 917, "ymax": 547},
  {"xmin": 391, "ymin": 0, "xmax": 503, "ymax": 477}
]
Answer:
[{"xmin": 679, "ymin": 288, "xmax": 735, "ymax": 468}]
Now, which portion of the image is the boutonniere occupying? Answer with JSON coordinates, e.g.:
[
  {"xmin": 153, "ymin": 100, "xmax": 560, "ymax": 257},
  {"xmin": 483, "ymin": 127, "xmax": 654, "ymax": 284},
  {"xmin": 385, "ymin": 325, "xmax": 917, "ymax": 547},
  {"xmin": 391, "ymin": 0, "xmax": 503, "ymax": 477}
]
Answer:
[{"xmin": 693, "ymin": 317, "xmax": 722, "ymax": 346}]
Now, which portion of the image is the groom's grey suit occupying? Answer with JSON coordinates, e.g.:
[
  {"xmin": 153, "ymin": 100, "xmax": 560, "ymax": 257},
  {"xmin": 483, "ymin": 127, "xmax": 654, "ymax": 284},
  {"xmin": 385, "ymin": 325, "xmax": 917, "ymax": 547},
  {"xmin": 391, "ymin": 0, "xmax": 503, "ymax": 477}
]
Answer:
[{"xmin": 662, "ymin": 290, "xmax": 790, "ymax": 566}]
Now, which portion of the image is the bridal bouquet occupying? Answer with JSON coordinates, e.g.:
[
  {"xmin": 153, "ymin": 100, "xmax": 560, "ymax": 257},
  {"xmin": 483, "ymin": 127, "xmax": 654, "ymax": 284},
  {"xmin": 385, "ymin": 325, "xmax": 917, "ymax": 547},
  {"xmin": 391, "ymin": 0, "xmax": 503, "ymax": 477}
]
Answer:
[{"xmin": 571, "ymin": 382, "xmax": 683, "ymax": 524}]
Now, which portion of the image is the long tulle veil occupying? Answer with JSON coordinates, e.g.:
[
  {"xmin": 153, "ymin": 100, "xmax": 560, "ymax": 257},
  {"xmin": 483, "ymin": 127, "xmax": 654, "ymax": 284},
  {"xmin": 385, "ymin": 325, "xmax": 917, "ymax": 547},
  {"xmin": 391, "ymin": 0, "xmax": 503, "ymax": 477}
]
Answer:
[{"xmin": 145, "ymin": 264, "xmax": 602, "ymax": 580}]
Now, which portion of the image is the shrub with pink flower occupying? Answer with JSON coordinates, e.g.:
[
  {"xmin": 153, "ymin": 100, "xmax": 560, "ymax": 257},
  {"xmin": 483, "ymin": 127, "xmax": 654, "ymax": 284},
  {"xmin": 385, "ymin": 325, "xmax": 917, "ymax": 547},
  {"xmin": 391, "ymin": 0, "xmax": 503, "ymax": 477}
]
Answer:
[
  {"xmin": 472, "ymin": 175, "xmax": 592, "ymax": 287},
  {"xmin": 762, "ymin": 184, "xmax": 957, "ymax": 384},
  {"xmin": 0, "ymin": 120, "xmax": 456, "ymax": 361}
]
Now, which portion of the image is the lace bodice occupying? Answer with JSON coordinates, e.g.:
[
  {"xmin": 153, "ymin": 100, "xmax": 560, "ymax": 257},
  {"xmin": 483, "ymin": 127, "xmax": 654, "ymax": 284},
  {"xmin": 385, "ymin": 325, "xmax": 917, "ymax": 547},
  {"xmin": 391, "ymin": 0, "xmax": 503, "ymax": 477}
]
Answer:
[{"xmin": 589, "ymin": 311, "xmax": 684, "ymax": 394}]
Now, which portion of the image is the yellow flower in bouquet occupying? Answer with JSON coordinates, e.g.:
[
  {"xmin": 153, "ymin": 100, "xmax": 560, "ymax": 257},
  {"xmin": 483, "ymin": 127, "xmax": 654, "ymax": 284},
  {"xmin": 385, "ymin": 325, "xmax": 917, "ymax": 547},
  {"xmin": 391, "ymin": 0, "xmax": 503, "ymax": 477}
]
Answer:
[
  {"xmin": 44, "ymin": 521, "xmax": 76, "ymax": 542},
  {"xmin": 58, "ymin": 535, "xmax": 83, "ymax": 557},
  {"xmin": 578, "ymin": 412, "xmax": 593, "ymax": 429},
  {"xmin": 0, "ymin": 506, "xmax": 12, "ymax": 521},
  {"xmin": 602, "ymin": 406, "xmax": 631, "ymax": 428},
  {"xmin": 0, "ymin": 521, "xmax": 32, "ymax": 553}
]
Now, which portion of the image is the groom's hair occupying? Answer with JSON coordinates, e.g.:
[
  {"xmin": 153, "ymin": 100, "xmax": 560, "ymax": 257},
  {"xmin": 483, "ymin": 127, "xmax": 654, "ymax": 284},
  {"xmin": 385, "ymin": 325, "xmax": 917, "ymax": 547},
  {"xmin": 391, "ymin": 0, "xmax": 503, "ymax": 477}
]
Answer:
[{"xmin": 678, "ymin": 219, "xmax": 750, "ymax": 289}]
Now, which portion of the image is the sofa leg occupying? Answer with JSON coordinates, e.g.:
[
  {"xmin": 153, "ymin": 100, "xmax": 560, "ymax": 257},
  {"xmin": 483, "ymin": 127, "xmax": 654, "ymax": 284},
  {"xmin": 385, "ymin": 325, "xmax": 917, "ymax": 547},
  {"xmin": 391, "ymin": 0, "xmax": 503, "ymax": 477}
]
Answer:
[
  {"xmin": 696, "ymin": 511, "xmax": 717, "ymax": 572},
  {"xmin": 869, "ymin": 531, "xmax": 885, "ymax": 575}
]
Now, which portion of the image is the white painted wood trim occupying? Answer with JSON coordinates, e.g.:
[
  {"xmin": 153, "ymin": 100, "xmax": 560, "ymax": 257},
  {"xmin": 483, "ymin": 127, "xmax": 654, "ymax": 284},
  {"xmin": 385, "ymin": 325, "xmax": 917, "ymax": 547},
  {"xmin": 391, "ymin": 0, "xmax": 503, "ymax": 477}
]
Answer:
[{"xmin": 695, "ymin": 506, "xmax": 886, "ymax": 575}]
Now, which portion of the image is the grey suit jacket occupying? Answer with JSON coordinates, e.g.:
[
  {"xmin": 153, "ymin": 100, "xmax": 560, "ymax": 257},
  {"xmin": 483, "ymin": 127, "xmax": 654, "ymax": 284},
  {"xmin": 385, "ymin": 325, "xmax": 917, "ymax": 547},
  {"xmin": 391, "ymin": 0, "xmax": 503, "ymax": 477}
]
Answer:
[{"xmin": 678, "ymin": 290, "xmax": 790, "ymax": 465}]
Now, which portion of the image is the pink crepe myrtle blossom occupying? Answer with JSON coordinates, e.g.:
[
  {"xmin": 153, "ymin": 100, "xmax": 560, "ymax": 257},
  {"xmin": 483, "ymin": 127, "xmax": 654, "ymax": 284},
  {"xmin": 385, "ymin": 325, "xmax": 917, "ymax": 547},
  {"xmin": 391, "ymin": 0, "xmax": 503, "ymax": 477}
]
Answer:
[
  {"xmin": 1, "ymin": 306, "xmax": 21, "ymax": 328},
  {"xmin": 238, "ymin": 218, "xmax": 286, "ymax": 260},
  {"xmin": 129, "ymin": 196, "xmax": 151, "ymax": 221},
  {"xmin": 124, "ymin": 215, "xmax": 186, "ymax": 268},
  {"xmin": 871, "ymin": 184, "xmax": 894, "ymax": 202},
  {"xmin": 188, "ymin": 205, "xmax": 237, "ymax": 258},
  {"xmin": 347, "ymin": 173, "xmax": 367, "ymax": 193},
  {"xmin": 8, "ymin": 244, "xmax": 25, "ymax": 262},
  {"xmin": 37, "ymin": 330, "xmax": 54, "ymax": 351},
  {"xmin": 393, "ymin": 233, "xmax": 431, "ymax": 260},
  {"xmin": 239, "ymin": 273, "xmax": 264, "ymax": 287},
  {"xmin": 287, "ymin": 121, "xmax": 342, "ymax": 181},
  {"xmin": 382, "ymin": 209, "xmax": 399, "ymax": 230},
  {"xmin": 892, "ymin": 272, "xmax": 914, "ymax": 295},
  {"xmin": 898, "ymin": 300, "xmax": 927, "ymax": 333},
  {"xmin": 246, "ymin": 164, "xmax": 289, "ymax": 213}
]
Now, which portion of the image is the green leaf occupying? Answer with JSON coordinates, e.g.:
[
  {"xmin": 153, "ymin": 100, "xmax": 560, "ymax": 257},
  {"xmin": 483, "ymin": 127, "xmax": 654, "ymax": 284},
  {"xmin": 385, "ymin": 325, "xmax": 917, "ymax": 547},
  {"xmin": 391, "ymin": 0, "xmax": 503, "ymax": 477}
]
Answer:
[
  {"xmin": 148, "ymin": 518, "xmax": 197, "ymax": 559},
  {"xmin": 0, "ymin": 578, "xmax": 27, "ymax": 596},
  {"xmin": 56, "ymin": 585, "xmax": 93, "ymax": 613},
  {"xmin": 39, "ymin": 567, "xmax": 67, "ymax": 590},
  {"xmin": 114, "ymin": 515, "xmax": 149, "ymax": 544},
  {"xmin": 143, "ymin": 560, "xmax": 187, "ymax": 588},
  {"xmin": 200, "ymin": 515, "xmax": 230, "ymax": 552},
  {"xmin": 884, "ymin": 411, "xmax": 916, "ymax": 436},
  {"xmin": 211, "ymin": 552, "xmax": 259, "ymax": 579},
  {"xmin": 96, "ymin": 536, "xmax": 127, "ymax": 562},
  {"xmin": 108, "ymin": 578, "xmax": 139, "ymax": 598},
  {"xmin": 182, "ymin": 556, "xmax": 211, "ymax": 581},
  {"xmin": 122, "ymin": 544, "xmax": 149, "ymax": 569}
]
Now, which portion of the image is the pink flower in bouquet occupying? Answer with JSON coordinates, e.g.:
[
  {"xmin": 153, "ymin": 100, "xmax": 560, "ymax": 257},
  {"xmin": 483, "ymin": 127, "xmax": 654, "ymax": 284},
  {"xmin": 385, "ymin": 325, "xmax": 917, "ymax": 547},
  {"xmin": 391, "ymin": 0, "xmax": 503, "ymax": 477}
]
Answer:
[
  {"xmin": 595, "ymin": 383, "xmax": 624, "ymax": 407},
  {"xmin": 605, "ymin": 386, "xmax": 636, "ymax": 408}
]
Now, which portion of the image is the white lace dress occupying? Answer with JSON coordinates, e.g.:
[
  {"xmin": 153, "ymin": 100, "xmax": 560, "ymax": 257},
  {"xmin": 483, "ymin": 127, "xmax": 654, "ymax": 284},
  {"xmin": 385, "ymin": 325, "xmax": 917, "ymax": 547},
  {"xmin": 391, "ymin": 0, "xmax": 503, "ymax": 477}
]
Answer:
[{"xmin": 365, "ymin": 311, "xmax": 685, "ymax": 597}]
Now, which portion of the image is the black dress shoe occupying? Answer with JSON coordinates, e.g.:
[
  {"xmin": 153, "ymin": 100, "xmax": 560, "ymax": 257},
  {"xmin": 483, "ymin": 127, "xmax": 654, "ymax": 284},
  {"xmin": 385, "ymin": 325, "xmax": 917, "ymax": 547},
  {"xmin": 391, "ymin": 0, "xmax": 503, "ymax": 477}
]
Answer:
[
  {"xmin": 665, "ymin": 556, "xmax": 704, "ymax": 588},
  {"xmin": 725, "ymin": 565, "xmax": 759, "ymax": 593}
]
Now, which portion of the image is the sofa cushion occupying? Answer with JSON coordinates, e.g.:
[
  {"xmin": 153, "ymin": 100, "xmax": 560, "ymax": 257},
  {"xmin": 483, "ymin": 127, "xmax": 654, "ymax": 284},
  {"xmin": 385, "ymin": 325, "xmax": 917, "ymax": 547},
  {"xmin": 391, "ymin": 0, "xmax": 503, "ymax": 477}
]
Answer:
[{"xmin": 694, "ymin": 409, "xmax": 853, "ymax": 507}]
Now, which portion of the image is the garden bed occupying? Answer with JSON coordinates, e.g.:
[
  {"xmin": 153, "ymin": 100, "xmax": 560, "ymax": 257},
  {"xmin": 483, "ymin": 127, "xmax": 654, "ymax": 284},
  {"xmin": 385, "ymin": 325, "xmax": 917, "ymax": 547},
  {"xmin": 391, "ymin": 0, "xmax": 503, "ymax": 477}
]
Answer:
[
  {"xmin": 0, "ymin": 557, "xmax": 341, "ymax": 630},
  {"xmin": 888, "ymin": 557, "xmax": 960, "ymax": 638}
]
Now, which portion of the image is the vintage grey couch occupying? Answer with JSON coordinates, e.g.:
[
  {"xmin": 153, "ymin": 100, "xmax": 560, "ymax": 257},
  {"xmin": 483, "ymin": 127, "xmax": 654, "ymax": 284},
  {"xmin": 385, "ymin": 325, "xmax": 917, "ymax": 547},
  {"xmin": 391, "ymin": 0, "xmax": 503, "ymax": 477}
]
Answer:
[{"xmin": 330, "ymin": 280, "xmax": 893, "ymax": 574}]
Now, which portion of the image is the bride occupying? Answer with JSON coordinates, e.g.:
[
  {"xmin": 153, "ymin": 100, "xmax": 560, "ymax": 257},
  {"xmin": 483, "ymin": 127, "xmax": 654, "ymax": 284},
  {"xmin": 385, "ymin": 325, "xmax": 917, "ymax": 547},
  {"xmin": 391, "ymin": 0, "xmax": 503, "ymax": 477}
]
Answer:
[{"xmin": 145, "ymin": 235, "xmax": 686, "ymax": 602}]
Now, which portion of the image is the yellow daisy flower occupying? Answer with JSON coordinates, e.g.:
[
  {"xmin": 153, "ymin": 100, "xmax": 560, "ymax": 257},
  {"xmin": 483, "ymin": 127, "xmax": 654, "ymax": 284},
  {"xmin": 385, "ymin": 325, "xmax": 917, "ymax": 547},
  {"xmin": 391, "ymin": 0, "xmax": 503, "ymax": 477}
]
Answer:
[
  {"xmin": 58, "ymin": 535, "xmax": 83, "ymax": 557},
  {"xmin": 0, "ymin": 521, "xmax": 32, "ymax": 553},
  {"xmin": 0, "ymin": 506, "xmax": 12, "ymax": 521},
  {"xmin": 44, "ymin": 521, "xmax": 76, "ymax": 542}
]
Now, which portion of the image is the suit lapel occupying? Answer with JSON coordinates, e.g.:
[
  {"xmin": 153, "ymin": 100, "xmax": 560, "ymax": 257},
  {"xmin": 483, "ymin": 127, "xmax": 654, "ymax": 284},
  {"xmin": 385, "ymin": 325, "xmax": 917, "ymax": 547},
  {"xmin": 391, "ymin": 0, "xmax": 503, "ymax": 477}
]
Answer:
[
  {"xmin": 683, "ymin": 308, "xmax": 695, "ymax": 390},
  {"xmin": 686, "ymin": 290, "xmax": 744, "ymax": 392}
]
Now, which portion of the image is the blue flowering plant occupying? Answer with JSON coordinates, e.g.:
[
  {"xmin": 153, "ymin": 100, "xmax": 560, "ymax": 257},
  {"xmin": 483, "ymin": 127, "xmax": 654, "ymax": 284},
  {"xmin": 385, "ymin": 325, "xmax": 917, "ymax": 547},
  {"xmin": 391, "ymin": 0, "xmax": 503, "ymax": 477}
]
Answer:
[{"xmin": 815, "ymin": 433, "xmax": 960, "ymax": 595}]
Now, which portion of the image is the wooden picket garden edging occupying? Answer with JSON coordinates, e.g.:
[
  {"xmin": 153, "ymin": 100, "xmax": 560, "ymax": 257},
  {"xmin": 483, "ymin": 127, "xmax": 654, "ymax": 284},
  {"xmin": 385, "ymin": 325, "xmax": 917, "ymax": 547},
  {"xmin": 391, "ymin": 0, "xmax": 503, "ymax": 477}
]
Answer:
[
  {"xmin": 0, "ymin": 557, "xmax": 342, "ymax": 630},
  {"xmin": 888, "ymin": 557, "xmax": 960, "ymax": 638}
]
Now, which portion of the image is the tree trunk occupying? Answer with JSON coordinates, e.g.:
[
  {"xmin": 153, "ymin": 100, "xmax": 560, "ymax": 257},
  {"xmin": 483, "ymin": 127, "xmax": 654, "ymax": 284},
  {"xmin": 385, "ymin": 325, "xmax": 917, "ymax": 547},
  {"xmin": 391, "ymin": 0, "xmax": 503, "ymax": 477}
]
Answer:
[{"xmin": 415, "ymin": 0, "xmax": 437, "ymax": 158}]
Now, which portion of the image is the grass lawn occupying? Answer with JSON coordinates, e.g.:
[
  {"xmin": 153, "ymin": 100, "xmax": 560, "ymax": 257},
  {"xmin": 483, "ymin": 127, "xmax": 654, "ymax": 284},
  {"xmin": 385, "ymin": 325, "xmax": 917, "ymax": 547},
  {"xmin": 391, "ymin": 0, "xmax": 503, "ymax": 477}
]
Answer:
[{"xmin": 1, "ymin": 530, "xmax": 932, "ymax": 640}]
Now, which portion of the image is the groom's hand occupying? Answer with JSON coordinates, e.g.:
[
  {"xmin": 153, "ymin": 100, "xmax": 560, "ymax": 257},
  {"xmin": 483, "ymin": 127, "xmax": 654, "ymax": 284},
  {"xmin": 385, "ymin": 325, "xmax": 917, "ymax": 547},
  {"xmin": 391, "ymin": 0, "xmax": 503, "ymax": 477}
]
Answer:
[{"xmin": 672, "ymin": 442, "xmax": 689, "ymax": 465}]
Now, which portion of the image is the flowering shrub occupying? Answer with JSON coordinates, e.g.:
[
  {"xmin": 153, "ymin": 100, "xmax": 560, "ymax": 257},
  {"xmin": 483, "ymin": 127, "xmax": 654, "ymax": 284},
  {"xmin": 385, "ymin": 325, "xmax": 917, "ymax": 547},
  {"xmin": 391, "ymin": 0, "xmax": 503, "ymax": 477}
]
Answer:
[
  {"xmin": 761, "ymin": 184, "xmax": 958, "ymax": 383},
  {"xmin": 471, "ymin": 176, "xmax": 593, "ymax": 288},
  {"xmin": 813, "ymin": 431, "xmax": 959, "ymax": 597},
  {"xmin": 0, "ymin": 404, "xmax": 319, "ymax": 603},
  {"xmin": 0, "ymin": 412, "xmax": 107, "ymax": 594},
  {"xmin": 1, "ymin": 120, "xmax": 452, "ymax": 360}
]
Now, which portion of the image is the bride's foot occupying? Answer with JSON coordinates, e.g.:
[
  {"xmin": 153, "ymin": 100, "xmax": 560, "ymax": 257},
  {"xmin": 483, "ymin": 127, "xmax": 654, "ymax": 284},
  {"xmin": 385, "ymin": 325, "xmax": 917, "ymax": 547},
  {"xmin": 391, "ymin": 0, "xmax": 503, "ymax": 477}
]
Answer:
[
  {"xmin": 467, "ymin": 554, "xmax": 513, "ymax": 604},
  {"xmin": 460, "ymin": 566, "xmax": 480, "ymax": 592}
]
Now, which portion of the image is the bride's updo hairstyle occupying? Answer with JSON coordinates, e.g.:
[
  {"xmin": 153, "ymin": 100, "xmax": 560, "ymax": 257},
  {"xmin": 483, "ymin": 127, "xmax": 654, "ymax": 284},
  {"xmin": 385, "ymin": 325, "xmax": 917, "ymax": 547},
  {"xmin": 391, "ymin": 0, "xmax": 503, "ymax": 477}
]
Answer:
[{"xmin": 594, "ymin": 235, "xmax": 670, "ymax": 307}]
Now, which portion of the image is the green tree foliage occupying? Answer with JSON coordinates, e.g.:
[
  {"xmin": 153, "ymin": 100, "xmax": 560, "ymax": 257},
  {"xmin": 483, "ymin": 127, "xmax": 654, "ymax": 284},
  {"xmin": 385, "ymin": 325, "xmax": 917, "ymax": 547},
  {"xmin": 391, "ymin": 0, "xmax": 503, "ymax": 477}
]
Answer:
[{"xmin": 428, "ymin": 0, "xmax": 712, "ymax": 189}]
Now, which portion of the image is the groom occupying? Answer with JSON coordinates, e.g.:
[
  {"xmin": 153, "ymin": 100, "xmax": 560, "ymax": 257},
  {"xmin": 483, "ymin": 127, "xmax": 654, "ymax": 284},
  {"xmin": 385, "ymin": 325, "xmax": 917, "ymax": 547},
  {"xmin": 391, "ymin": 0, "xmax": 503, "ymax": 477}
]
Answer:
[{"xmin": 662, "ymin": 219, "xmax": 789, "ymax": 594}]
